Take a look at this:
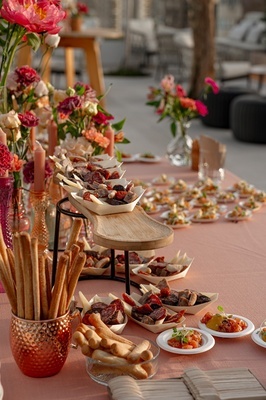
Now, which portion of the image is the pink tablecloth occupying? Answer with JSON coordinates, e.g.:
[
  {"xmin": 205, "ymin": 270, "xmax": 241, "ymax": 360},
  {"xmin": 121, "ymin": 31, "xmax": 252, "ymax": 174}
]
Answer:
[{"xmin": 1, "ymin": 161, "xmax": 266, "ymax": 399}]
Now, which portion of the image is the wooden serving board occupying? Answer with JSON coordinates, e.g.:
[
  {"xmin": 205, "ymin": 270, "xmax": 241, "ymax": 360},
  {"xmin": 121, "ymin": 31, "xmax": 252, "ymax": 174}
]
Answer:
[{"xmin": 69, "ymin": 196, "xmax": 174, "ymax": 251}]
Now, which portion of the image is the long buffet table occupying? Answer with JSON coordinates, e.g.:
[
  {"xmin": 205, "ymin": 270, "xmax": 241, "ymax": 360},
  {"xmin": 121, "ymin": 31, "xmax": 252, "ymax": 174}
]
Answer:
[{"xmin": 1, "ymin": 160, "xmax": 266, "ymax": 399}]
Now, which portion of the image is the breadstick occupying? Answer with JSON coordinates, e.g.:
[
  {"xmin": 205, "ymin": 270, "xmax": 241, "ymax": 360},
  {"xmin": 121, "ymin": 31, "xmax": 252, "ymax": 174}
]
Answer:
[
  {"xmin": 39, "ymin": 255, "xmax": 49, "ymax": 319},
  {"xmin": 76, "ymin": 240, "xmax": 85, "ymax": 252},
  {"xmin": 0, "ymin": 226, "xmax": 15, "ymax": 295},
  {"xmin": 89, "ymin": 313, "xmax": 134, "ymax": 346},
  {"xmin": 139, "ymin": 349, "xmax": 153, "ymax": 361},
  {"xmin": 0, "ymin": 226, "xmax": 10, "ymax": 269},
  {"xmin": 72, "ymin": 330, "xmax": 88, "ymax": 347},
  {"xmin": 30, "ymin": 237, "xmax": 40, "ymax": 320},
  {"xmin": 66, "ymin": 252, "xmax": 86, "ymax": 309},
  {"xmin": 13, "ymin": 233, "xmax": 24, "ymax": 318},
  {"xmin": 66, "ymin": 218, "xmax": 83, "ymax": 250},
  {"xmin": 0, "ymin": 256, "xmax": 17, "ymax": 314},
  {"xmin": 6, "ymin": 247, "xmax": 16, "ymax": 285},
  {"xmin": 44, "ymin": 255, "xmax": 52, "ymax": 306},
  {"xmin": 110, "ymin": 342, "xmax": 134, "ymax": 358},
  {"xmin": 81, "ymin": 343, "xmax": 93, "ymax": 357},
  {"xmin": 91, "ymin": 349, "xmax": 148, "ymax": 379},
  {"xmin": 83, "ymin": 328, "xmax": 102, "ymax": 349},
  {"xmin": 67, "ymin": 244, "xmax": 80, "ymax": 282},
  {"xmin": 127, "ymin": 340, "xmax": 151, "ymax": 363},
  {"xmin": 76, "ymin": 322, "xmax": 90, "ymax": 335},
  {"xmin": 48, "ymin": 254, "xmax": 68, "ymax": 319},
  {"xmin": 19, "ymin": 232, "xmax": 34, "ymax": 320}
]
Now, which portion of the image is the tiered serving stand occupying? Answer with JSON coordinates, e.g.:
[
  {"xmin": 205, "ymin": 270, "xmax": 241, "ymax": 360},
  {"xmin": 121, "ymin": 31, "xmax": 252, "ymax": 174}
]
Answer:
[{"xmin": 52, "ymin": 197, "xmax": 174, "ymax": 294}]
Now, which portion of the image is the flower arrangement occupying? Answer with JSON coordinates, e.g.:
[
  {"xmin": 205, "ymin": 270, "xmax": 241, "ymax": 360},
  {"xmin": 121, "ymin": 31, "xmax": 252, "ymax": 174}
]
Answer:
[
  {"xmin": 71, "ymin": 2, "xmax": 89, "ymax": 18},
  {"xmin": 51, "ymin": 81, "xmax": 129, "ymax": 157},
  {"xmin": 0, "ymin": 0, "xmax": 66, "ymax": 92},
  {"xmin": 0, "ymin": 1, "xmax": 66, "ymax": 188},
  {"xmin": 146, "ymin": 75, "xmax": 219, "ymax": 137}
]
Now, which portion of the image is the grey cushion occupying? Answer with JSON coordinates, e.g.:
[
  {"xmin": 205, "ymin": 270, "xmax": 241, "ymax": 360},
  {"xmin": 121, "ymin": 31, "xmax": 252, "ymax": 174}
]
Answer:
[{"xmin": 245, "ymin": 21, "xmax": 266, "ymax": 44}]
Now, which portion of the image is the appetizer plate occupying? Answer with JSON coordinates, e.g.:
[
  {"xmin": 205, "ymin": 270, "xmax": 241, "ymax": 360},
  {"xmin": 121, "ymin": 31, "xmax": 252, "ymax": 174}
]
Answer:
[
  {"xmin": 151, "ymin": 176, "xmax": 175, "ymax": 185},
  {"xmin": 132, "ymin": 255, "xmax": 193, "ymax": 284},
  {"xmin": 164, "ymin": 221, "xmax": 191, "ymax": 229},
  {"xmin": 160, "ymin": 211, "xmax": 189, "ymax": 219},
  {"xmin": 139, "ymin": 285, "xmax": 219, "ymax": 315},
  {"xmin": 239, "ymin": 201, "xmax": 261, "ymax": 212},
  {"xmin": 225, "ymin": 210, "xmax": 252, "ymax": 222},
  {"xmin": 198, "ymin": 314, "xmax": 255, "ymax": 338},
  {"xmin": 81, "ymin": 265, "xmax": 109, "ymax": 276},
  {"xmin": 70, "ymin": 186, "xmax": 145, "ymax": 216},
  {"xmin": 115, "ymin": 250, "xmax": 155, "ymax": 274},
  {"xmin": 79, "ymin": 292, "xmax": 127, "ymax": 334},
  {"xmin": 251, "ymin": 328, "xmax": 266, "ymax": 349},
  {"xmin": 156, "ymin": 327, "xmax": 215, "ymax": 354},
  {"xmin": 121, "ymin": 154, "xmax": 138, "ymax": 163},
  {"xmin": 118, "ymin": 293, "xmax": 186, "ymax": 334},
  {"xmin": 136, "ymin": 154, "xmax": 162, "ymax": 163},
  {"xmin": 191, "ymin": 215, "xmax": 220, "ymax": 223}
]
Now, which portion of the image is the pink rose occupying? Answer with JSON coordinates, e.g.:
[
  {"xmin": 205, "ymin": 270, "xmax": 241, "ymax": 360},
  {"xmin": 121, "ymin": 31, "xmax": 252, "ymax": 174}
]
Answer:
[{"xmin": 160, "ymin": 75, "xmax": 175, "ymax": 92}]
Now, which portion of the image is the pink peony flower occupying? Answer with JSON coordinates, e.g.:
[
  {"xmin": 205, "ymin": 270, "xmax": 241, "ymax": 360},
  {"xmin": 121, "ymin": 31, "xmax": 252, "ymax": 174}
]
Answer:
[
  {"xmin": 204, "ymin": 77, "xmax": 220, "ymax": 94},
  {"xmin": 0, "ymin": 0, "xmax": 66, "ymax": 35},
  {"xmin": 18, "ymin": 111, "xmax": 39, "ymax": 127},
  {"xmin": 195, "ymin": 100, "xmax": 208, "ymax": 116},
  {"xmin": 0, "ymin": 143, "xmax": 13, "ymax": 176}
]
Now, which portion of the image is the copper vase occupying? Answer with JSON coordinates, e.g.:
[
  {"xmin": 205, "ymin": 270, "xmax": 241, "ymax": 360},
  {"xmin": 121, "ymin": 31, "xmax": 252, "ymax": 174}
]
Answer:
[{"xmin": 10, "ymin": 312, "xmax": 72, "ymax": 378}]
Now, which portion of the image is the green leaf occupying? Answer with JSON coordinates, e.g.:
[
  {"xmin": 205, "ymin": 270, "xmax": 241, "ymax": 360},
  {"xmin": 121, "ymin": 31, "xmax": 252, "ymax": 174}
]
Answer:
[
  {"xmin": 26, "ymin": 33, "xmax": 41, "ymax": 52},
  {"xmin": 170, "ymin": 121, "xmax": 177, "ymax": 137},
  {"xmin": 112, "ymin": 118, "xmax": 126, "ymax": 131}
]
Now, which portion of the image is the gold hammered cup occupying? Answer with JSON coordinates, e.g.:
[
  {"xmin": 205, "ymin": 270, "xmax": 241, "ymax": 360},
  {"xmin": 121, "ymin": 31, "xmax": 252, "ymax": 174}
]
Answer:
[{"xmin": 10, "ymin": 311, "xmax": 72, "ymax": 378}]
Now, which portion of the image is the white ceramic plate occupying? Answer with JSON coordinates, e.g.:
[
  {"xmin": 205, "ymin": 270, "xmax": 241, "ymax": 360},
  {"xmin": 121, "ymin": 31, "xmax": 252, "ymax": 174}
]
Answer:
[
  {"xmin": 81, "ymin": 265, "xmax": 109, "ymax": 276},
  {"xmin": 191, "ymin": 215, "xmax": 220, "ymax": 223},
  {"xmin": 70, "ymin": 186, "xmax": 145, "ymax": 216},
  {"xmin": 79, "ymin": 293, "xmax": 128, "ymax": 334},
  {"xmin": 136, "ymin": 154, "xmax": 162, "ymax": 163},
  {"xmin": 119, "ymin": 292, "xmax": 186, "ymax": 334},
  {"xmin": 239, "ymin": 201, "xmax": 261, "ymax": 212},
  {"xmin": 139, "ymin": 285, "xmax": 219, "ymax": 315},
  {"xmin": 121, "ymin": 154, "xmax": 138, "ymax": 163},
  {"xmin": 198, "ymin": 314, "xmax": 255, "ymax": 338},
  {"xmin": 251, "ymin": 328, "xmax": 266, "ymax": 348},
  {"xmin": 132, "ymin": 256, "xmax": 193, "ymax": 285},
  {"xmin": 0, "ymin": 383, "xmax": 3, "ymax": 400},
  {"xmin": 156, "ymin": 327, "xmax": 215, "ymax": 354},
  {"xmin": 225, "ymin": 210, "xmax": 252, "ymax": 221}
]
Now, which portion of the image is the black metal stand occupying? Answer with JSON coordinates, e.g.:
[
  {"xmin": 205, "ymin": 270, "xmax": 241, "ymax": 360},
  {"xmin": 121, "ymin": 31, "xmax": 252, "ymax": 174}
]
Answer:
[{"xmin": 51, "ymin": 197, "xmax": 140, "ymax": 294}]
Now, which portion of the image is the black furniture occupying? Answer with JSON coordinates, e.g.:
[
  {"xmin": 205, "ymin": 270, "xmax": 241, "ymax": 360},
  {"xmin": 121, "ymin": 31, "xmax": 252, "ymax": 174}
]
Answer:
[
  {"xmin": 230, "ymin": 94, "xmax": 266, "ymax": 143},
  {"xmin": 201, "ymin": 86, "xmax": 254, "ymax": 129}
]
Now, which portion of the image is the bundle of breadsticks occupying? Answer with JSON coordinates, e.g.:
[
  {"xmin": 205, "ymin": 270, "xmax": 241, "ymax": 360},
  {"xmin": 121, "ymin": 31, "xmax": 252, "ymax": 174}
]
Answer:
[
  {"xmin": 73, "ymin": 312, "xmax": 156, "ymax": 380},
  {"xmin": 0, "ymin": 218, "xmax": 86, "ymax": 320}
]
